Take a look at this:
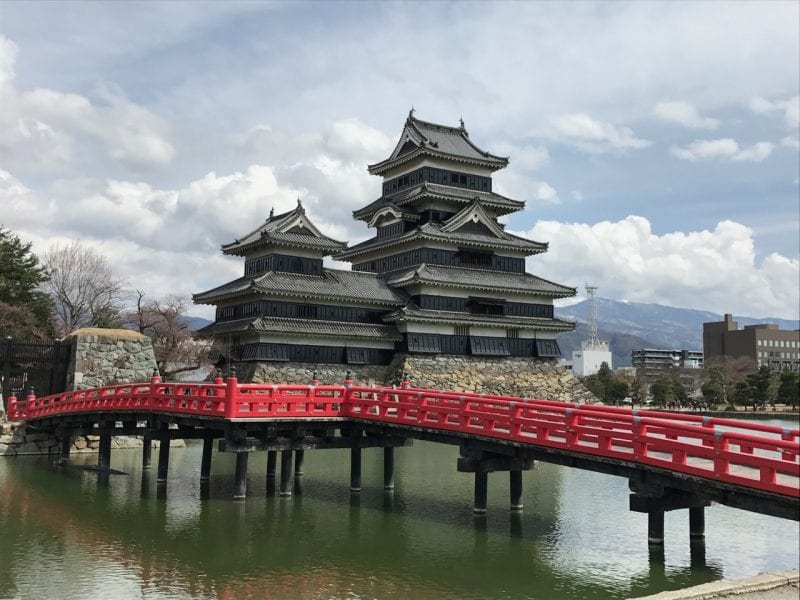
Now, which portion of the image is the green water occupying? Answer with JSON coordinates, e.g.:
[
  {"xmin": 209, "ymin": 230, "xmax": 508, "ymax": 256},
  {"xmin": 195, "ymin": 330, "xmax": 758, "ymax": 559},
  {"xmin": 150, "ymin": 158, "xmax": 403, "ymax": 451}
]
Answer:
[{"xmin": 0, "ymin": 438, "xmax": 797, "ymax": 600}]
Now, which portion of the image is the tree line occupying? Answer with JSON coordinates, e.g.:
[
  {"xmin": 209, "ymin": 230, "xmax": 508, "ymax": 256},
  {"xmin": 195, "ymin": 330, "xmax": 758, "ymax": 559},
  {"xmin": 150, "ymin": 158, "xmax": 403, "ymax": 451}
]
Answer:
[
  {"xmin": 580, "ymin": 358, "xmax": 798, "ymax": 411},
  {"xmin": 0, "ymin": 226, "xmax": 208, "ymax": 379}
]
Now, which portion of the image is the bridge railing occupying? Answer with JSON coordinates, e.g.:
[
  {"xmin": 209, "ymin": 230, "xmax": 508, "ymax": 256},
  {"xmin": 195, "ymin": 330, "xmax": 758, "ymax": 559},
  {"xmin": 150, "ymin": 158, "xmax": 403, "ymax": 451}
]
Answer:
[{"xmin": 6, "ymin": 377, "xmax": 799, "ymax": 497}]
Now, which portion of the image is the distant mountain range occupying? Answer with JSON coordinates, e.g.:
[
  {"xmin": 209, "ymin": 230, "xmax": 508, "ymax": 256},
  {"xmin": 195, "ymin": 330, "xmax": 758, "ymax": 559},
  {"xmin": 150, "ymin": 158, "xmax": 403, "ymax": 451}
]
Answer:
[
  {"xmin": 184, "ymin": 299, "xmax": 799, "ymax": 369},
  {"xmin": 555, "ymin": 298, "xmax": 799, "ymax": 366}
]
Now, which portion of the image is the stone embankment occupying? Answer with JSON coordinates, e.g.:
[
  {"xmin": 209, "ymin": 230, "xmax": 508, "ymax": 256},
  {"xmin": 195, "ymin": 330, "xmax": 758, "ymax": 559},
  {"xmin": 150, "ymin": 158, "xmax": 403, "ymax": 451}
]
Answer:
[
  {"xmin": 248, "ymin": 354, "xmax": 598, "ymax": 404},
  {"xmin": 632, "ymin": 570, "xmax": 799, "ymax": 600},
  {"xmin": 0, "ymin": 420, "xmax": 184, "ymax": 457}
]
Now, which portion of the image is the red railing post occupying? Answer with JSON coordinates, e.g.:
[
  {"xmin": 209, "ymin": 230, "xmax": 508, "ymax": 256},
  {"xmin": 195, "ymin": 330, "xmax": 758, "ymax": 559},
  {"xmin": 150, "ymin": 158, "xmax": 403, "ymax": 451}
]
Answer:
[
  {"xmin": 713, "ymin": 432, "xmax": 730, "ymax": 480},
  {"xmin": 224, "ymin": 375, "xmax": 238, "ymax": 419},
  {"xmin": 6, "ymin": 394, "xmax": 18, "ymax": 420},
  {"xmin": 401, "ymin": 372, "xmax": 411, "ymax": 390}
]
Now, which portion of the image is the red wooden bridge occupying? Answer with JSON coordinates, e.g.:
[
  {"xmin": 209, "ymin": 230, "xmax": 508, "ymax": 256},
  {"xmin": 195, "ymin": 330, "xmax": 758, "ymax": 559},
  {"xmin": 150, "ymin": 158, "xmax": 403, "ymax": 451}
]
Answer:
[{"xmin": 7, "ymin": 374, "xmax": 799, "ymax": 546}]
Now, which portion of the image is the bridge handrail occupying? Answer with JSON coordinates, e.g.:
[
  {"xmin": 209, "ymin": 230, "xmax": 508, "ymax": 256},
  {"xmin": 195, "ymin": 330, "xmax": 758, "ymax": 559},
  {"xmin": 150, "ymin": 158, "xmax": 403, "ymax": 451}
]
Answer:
[{"xmin": 6, "ymin": 378, "xmax": 799, "ymax": 498}]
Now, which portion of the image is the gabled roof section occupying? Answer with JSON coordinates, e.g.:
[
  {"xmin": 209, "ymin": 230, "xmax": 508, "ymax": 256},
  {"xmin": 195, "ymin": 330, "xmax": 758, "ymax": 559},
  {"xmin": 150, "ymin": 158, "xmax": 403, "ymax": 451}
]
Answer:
[
  {"xmin": 440, "ymin": 200, "xmax": 508, "ymax": 238},
  {"xmin": 368, "ymin": 112, "xmax": 509, "ymax": 176},
  {"xmin": 366, "ymin": 203, "xmax": 420, "ymax": 228},
  {"xmin": 221, "ymin": 200, "xmax": 347, "ymax": 257},
  {"xmin": 353, "ymin": 183, "xmax": 525, "ymax": 222},
  {"xmin": 386, "ymin": 264, "xmax": 576, "ymax": 298},
  {"xmin": 335, "ymin": 221, "xmax": 547, "ymax": 261},
  {"xmin": 193, "ymin": 268, "xmax": 408, "ymax": 306}
]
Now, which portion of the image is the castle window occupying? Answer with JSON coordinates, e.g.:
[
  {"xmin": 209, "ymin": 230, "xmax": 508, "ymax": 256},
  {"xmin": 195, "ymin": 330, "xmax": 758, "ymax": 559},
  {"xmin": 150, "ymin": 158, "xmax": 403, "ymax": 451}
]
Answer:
[
  {"xmin": 454, "ymin": 325, "xmax": 470, "ymax": 336},
  {"xmin": 297, "ymin": 305, "xmax": 318, "ymax": 319},
  {"xmin": 507, "ymin": 328, "xmax": 520, "ymax": 339}
]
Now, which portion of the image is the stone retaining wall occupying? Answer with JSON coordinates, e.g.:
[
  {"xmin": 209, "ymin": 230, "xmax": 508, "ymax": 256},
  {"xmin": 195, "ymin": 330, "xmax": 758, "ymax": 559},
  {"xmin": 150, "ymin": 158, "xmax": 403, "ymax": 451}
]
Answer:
[
  {"xmin": 67, "ymin": 327, "xmax": 158, "ymax": 390},
  {"xmin": 238, "ymin": 354, "xmax": 597, "ymax": 403}
]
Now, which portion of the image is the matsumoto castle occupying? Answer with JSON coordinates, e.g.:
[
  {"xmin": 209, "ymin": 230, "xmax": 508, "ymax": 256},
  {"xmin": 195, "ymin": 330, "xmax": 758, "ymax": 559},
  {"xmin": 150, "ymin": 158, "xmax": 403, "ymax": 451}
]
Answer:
[{"xmin": 195, "ymin": 112, "xmax": 581, "ymax": 392}]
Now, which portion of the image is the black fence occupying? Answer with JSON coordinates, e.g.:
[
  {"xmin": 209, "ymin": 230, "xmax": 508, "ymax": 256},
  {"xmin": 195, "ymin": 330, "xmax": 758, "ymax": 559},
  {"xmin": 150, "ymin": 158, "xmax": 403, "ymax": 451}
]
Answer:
[{"xmin": 1, "ymin": 338, "xmax": 71, "ymax": 411}]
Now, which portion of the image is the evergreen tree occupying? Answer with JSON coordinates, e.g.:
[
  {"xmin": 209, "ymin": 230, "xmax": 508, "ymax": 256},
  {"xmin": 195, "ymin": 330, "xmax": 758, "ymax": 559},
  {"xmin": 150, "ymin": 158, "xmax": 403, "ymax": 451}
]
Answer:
[
  {"xmin": 747, "ymin": 366, "xmax": 773, "ymax": 410},
  {"xmin": 0, "ymin": 226, "xmax": 53, "ymax": 337},
  {"xmin": 777, "ymin": 370, "xmax": 799, "ymax": 409},
  {"xmin": 733, "ymin": 379, "xmax": 752, "ymax": 408}
]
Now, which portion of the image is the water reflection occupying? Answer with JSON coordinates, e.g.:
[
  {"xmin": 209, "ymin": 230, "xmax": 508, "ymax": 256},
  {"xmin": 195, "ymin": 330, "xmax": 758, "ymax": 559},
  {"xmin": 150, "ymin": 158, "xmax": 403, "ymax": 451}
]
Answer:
[{"xmin": 0, "ymin": 439, "xmax": 797, "ymax": 600}]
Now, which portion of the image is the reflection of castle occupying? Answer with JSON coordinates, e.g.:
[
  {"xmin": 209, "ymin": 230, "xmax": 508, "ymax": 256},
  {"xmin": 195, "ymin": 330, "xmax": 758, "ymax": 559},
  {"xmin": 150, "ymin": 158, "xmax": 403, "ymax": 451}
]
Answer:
[{"xmin": 194, "ymin": 112, "xmax": 575, "ymax": 370}]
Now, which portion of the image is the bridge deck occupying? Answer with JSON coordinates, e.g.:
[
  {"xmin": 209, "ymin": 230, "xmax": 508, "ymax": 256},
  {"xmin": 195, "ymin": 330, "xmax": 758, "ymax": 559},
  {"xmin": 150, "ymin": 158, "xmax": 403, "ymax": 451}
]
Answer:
[{"xmin": 7, "ymin": 375, "xmax": 799, "ymax": 521}]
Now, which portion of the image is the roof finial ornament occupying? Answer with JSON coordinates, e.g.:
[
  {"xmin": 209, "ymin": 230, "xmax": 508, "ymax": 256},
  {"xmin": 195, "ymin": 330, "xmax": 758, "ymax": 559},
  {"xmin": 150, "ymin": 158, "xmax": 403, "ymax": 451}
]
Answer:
[
  {"xmin": 269, "ymin": 206, "xmax": 274, "ymax": 219},
  {"xmin": 408, "ymin": 106, "xmax": 415, "ymax": 119},
  {"xmin": 296, "ymin": 196, "xmax": 305, "ymax": 212},
  {"xmin": 459, "ymin": 115, "xmax": 465, "ymax": 129}
]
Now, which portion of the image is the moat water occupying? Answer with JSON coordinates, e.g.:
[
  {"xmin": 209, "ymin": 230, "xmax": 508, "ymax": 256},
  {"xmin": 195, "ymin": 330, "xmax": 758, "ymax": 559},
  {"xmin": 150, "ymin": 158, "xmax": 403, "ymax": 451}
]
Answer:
[{"xmin": 0, "ymin": 428, "xmax": 798, "ymax": 600}]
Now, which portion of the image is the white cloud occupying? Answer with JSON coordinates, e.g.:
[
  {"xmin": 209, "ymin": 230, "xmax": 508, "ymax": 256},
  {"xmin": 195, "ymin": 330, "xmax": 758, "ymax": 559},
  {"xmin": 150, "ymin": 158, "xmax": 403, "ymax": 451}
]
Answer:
[
  {"xmin": 654, "ymin": 101, "xmax": 719, "ymax": 129},
  {"xmin": 522, "ymin": 216, "xmax": 800, "ymax": 319},
  {"xmin": 670, "ymin": 138, "xmax": 774, "ymax": 162},
  {"xmin": 490, "ymin": 142, "xmax": 549, "ymax": 171},
  {"xmin": 781, "ymin": 136, "xmax": 800, "ymax": 150},
  {"xmin": 750, "ymin": 95, "xmax": 800, "ymax": 129},
  {"xmin": 0, "ymin": 35, "xmax": 174, "ymax": 173},
  {"xmin": 548, "ymin": 113, "xmax": 651, "ymax": 154}
]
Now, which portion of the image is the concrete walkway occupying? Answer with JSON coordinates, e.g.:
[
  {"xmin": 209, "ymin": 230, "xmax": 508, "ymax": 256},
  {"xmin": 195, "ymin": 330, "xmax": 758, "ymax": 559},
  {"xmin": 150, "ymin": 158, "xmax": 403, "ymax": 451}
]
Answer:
[{"xmin": 632, "ymin": 570, "xmax": 799, "ymax": 599}]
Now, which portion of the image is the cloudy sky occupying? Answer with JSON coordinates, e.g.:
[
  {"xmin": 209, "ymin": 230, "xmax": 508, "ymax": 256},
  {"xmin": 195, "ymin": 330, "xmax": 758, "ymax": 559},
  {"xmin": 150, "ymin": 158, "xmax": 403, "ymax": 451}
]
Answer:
[{"xmin": 0, "ymin": 1, "xmax": 798, "ymax": 320}]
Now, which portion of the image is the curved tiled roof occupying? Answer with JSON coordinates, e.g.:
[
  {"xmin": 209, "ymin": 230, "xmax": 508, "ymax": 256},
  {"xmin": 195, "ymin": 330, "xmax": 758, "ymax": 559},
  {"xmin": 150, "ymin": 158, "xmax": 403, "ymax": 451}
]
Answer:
[
  {"xmin": 193, "ymin": 269, "xmax": 407, "ymax": 306},
  {"xmin": 386, "ymin": 264, "xmax": 576, "ymax": 298},
  {"xmin": 353, "ymin": 183, "xmax": 524, "ymax": 222},
  {"xmin": 336, "ymin": 222, "xmax": 546, "ymax": 261},
  {"xmin": 368, "ymin": 114, "xmax": 508, "ymax": 175},
  {"xmin": 222, "ymin": 203, "xmax": 347, "ymax": 256},
  {"xmin": 383, "ymin": 305, "xmax": 575, "ymax": 332},
  {"xmin": 198, "ymin": 316, "xmax": 402, "ymax": 341}
]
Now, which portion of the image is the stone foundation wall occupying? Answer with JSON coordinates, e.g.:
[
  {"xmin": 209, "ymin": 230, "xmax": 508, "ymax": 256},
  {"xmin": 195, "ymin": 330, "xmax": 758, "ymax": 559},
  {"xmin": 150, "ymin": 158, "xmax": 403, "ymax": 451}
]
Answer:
[
  {"xmin": 2, "ymin": 328, "xmax": 161, "ymax": 457},
  {"xmin": 397, "ymin": 355, "xmax": 597, "ymax": 403},
  {"xmin": 237, "ymin": 353, "xmax": 597, "ymax": 404},
  {"xmin": 0, "ymin": 421, "xmax": 182, "ymax": 457},
  {"xmin": 67, "ymin": 328, "xmax": 158, "ymax": 390}
]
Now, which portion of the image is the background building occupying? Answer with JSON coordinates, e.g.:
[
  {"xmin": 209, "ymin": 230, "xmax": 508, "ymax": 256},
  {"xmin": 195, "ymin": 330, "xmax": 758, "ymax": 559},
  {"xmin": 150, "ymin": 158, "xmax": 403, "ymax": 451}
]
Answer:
[
  {"xmin": 571, "ymin": 285, "xmax": 612, "ymax": 377},
  {"xmin": 703, "ymin": 314, "xmax": 800, "ymax": 372}
]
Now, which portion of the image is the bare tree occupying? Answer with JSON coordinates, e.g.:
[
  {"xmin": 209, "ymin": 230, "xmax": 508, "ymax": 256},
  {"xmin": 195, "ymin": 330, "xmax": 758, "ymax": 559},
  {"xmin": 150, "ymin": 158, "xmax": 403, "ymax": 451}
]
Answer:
[
  {"xmin": 124, "ymin": 292, "xmax": 210, "ymax": 379},
  {"xmin": 41, "ymin": 241, "xmax": 125, "ymax": 336}
]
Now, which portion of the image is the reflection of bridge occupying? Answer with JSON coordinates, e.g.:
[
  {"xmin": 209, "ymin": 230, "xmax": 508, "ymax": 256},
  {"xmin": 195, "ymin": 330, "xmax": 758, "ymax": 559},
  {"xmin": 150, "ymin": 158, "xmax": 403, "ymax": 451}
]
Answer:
[{"xmin": 7, "ymin": 374, "xmax": 799, "ymax": 547}]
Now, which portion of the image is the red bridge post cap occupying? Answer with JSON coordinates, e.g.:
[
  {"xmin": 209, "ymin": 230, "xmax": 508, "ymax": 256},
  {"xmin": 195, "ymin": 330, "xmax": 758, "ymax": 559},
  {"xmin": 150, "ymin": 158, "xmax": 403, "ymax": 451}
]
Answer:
[
  {"xmin": 344, "ymin": 370, "xmax": 353, "ymax": 388},
  {"xmin": 311, "ymin": 371, "xmax": 319, "ymax": 386},
  {"xmin": 401, "ymin": 372, "xmax": 411, "ymax": 389},
  {"xmin": 6, "ymin": 394, "xmax": 17, "ymax": 419},
  {"xmin": 150, "ymin": 368, "xmax": 161, "ymax": 384}
]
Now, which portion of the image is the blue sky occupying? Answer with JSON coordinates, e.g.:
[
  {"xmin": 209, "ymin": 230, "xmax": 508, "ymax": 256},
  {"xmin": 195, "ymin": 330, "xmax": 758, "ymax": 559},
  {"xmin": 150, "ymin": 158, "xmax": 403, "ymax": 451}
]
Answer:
[{"xmin": 0, "ymin": 1, "xmax": 798, "ymax": 318}]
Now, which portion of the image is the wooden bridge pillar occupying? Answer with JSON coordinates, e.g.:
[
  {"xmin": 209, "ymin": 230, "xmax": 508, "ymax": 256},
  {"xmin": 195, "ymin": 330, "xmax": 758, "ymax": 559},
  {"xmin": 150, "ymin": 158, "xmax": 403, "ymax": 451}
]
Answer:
[
  {"xmin": 689, "ymin": 506, "xmax": 705, "ymax": 539},
  {"xmin": 233, "ymin": 452, "xmax": 249, "ymax": 500},
  {"xmin": 157, "ymin": 433, "xmax": 170, "ymax": 484},
  {"xmin": 142, "ymin": 432, "xmax": 153, "ymax": 470},
  {"xmin": 279, "ymin": 450, "xmax": 293, "ymax": 497},
  {"xmin": 98, "ymin": 422, "xmax": 113, "ymax": 471},
  {"xmin": 648, "ymin": 510, "xmax": 665, "ymax": 545},
  {"xmin": 59, "ymin": 433, "xmax": 71, "ymax": 465},
  {"xmin": 350, "ymin": 447, "xmax": 362, "ymax": 493},
  {"xmin": 473, "ymin": 472, "xmax": 488, "ymax": 514},
  {"xmin": 266, "ymin": 450, "xmax": 277, "ymax": 478},
  {"xmin": 510, "ymin": 470, "xmax": 523, "ymax": 511},
  {"xmin": 383, "ymin": 447, "xmax": 395, "ymax": 490},
  {"xmin": 200, "ymin": 434, "xmax": 214, "ymax": 481},
  {"xmin": 294, "ymin": 449, "xmax": 305, "ymax": 476}
]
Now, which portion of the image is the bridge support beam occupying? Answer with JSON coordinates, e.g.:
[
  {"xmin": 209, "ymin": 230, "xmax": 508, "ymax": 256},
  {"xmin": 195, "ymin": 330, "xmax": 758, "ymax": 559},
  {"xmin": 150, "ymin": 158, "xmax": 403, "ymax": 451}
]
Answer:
[
  {"xmin": 157, "ymin": 434, "xmax": 170, "ymax": 484},
  {"xmin": 279, "ymin": 450, "xmax": 293, "ymax": 497},
  {"xmin": 473, "ymin": 472, "xmax": 488, "ymax": 514},
  {"xmin": 384, "ymin": 447, "xmax": 395, "ymax": 490},
  {"xmin": 266, "ymin": 450, "xmax": 277, "ymax": 478},
  {"xmin": 233, "ymin": 452, "xmax": 248, "ymax": 500},
  {"xmin": 98, "ymin": 422, "xmax": 112, "ymax": 471},
  {"xmin": 689, "ymin": 506, "xmax": 705, "ymax": 539},
  {"xmin": 294, "ymin": 449, "xmax": 305, "ymax": 476},
  {"xmin": 59, "ymin": 433, "xmax": 72, "ymax": 465},
  {"xmin": 510, "ymin": 470, "xmax": 523, "ymax": 511},
  {"xmin": 648, "ymin": 510, "xmax": 665, "ymax": 545},
  {"xmin": 200, "ymin": 434, "xmax": 214, "ymax": 481},
  {"xmin": 142, "ymin": 432, "xmax": 153, "ymax": 470},
  {"xmin": 350, "ymin": 447, "xmax": 362, "ymax": 493},
  {"xmin": 630, "ymin": 479, "xmax": 711, "ymax": 546}
]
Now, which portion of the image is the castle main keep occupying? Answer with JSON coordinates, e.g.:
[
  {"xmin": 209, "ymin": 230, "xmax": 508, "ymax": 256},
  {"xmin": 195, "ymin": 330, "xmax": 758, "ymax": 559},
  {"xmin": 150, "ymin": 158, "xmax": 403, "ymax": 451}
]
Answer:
[{"xmin": 194, "ymin": 113, "xmax": 590, "ymax": 400}]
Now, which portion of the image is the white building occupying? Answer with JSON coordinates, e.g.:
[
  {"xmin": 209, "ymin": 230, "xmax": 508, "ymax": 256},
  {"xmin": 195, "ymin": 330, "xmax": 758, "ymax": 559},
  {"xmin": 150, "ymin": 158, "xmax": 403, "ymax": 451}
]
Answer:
[{"xmin": 572, "ymin": 340, "xmax": 613, "ymax": 377}]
